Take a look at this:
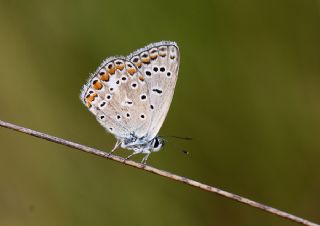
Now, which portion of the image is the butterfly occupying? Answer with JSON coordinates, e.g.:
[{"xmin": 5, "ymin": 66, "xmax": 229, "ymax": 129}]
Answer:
[{"xmin": 80, "ymin": 41, "xmax": 180, "ymax": 163}]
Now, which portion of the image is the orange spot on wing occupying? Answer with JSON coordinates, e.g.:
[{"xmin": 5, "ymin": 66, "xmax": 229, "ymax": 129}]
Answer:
[
  {"xmin": 135, "ymin": 62, "xmax": 142, "ymax": 68},
  {"xmin": 127, "ymin": 68, "xmax": 136, "ymax": 75},
  {"xmin": 138, "ymin": 76, "xmax": 145, "ymax": 81},
  {"xmin": 100, "ymin": 73, "xmax": 110, "ymax": 81},
  {"xmin": 150, "ymin": 49, "xmax": 158, "ymax": 60},
  {"xmin": 141, "ymin": 57, "xmax": 150, "ymax": 64},
  {"xmin": 159, "ymin": 46, "xmax": 167, "ymax": 57},
  {"xmin": 93, "ymin": 80, "xmax": 103, "ymax": 90},
  {"xmin": 108, "ymin": 67, "xmax": 116, "ymax": 74},
  {"xmin": 150, "ymin": 54, "xmax": 158, "ymax": 60},
  {"xmin": 115, "ymin": 64, "xmax": 125, "ymax": 70},
  {"xmin": 86, "ymin": 93, "xmax": 97, "ymax": 103}
]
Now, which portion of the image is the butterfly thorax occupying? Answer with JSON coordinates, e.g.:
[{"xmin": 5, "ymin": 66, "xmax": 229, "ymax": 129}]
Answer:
[{"xmin": 120, "ymin": 135, "xmax": 164, "ymax": 154}]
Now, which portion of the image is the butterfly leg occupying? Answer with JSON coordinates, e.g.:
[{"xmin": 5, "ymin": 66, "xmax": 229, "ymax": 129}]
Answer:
[
  {"xmin": 109, "ymin": 140, "xmax": 121, "ymax": 155},
  {"xmin": 141, "ymin": 153, "xmax": 151, "ymax": 165},
  {"xmin": 124, "ymin": 151, "xmax": 140, "ymax": 160}
]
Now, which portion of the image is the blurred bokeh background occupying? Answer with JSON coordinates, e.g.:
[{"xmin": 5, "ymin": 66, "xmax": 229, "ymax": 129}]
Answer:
[{"xmin": 0, "ymin": 0, "xmax": 319, "ymax": 225}]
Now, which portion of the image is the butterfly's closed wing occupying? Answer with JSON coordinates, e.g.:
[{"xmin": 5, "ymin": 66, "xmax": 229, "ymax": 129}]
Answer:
[
  {"xmin": 80, "ymin": 41, "xmax": 180, "ymax": 163},
  {"xmin": 127, "ymin": 41, "xmax": 180, "ymax": 140},
  {"xmin": 80, "ymin": 57, "xmax": 153, "ymax": 139}
]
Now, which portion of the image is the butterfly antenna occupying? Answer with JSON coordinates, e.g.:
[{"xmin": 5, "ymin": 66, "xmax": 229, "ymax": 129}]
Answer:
[
  {"xmin": 181, "ymin": 150, "xmax": 189, "ymax": 155},
  {"xmin": 161, "ymin": 135, "xmax": 192, "ymax": 140},
  {"xmin": 160, "ymin": 136, "xmax": 191, "ymax": 155},
  {"xmin": 171, "ymin": 136, "xmax": 192, "ymax": 140}
]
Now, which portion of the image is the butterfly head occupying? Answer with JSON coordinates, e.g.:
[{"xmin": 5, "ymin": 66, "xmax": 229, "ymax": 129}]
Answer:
[
  {"xmin": 149, "ymin": 136, "xmax": 165, "ymax": 152},
  {"xmin": 121, "ymin": 135, "xmax": 165, "ymax": 153}
]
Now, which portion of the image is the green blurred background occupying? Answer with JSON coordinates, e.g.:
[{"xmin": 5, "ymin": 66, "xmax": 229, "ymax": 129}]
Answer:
[{"xmin": 0, "ymin": 0, "xmax": 319, "ymax": 225}]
